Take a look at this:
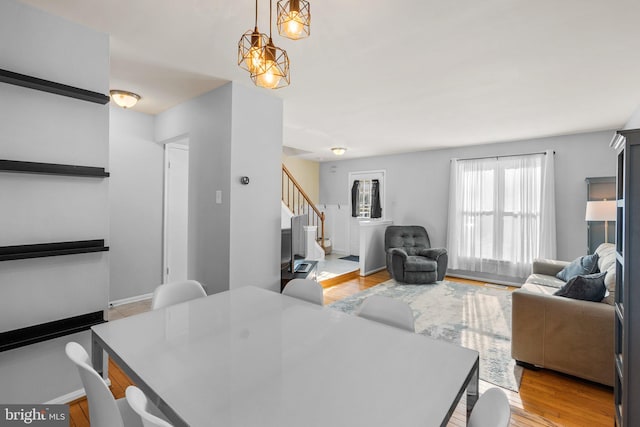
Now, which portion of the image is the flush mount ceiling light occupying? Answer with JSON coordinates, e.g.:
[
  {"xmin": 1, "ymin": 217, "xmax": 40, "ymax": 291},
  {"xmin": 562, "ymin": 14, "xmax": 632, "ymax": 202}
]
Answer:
[
  {"xmin": 238, "ymin": 0, "xmax": 268, "ymax": 74},
  {"xmin": 110, "ymin": 90, "xmax": 140, "ymax": 109},
  {"xmin": 331, "ymin": 147, "xmax": 346, "ymax": 155},
  {"xmin": 277, "ymin": 0, "xmax": 310, "ymax": 40},
  {"xmin": 251, "ymin": 0, "xmax": 290, "ymax": 89}
]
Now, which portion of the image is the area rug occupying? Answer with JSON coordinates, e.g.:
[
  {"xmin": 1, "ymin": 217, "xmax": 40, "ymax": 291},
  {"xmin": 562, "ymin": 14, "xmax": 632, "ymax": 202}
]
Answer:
[
  {"xmin": 338, "ymin": 255, "xmax": 359, "ymax": 262},
  {"xmin": 328, "ymin": 279, "xmax": 523, "ymax": 392}
]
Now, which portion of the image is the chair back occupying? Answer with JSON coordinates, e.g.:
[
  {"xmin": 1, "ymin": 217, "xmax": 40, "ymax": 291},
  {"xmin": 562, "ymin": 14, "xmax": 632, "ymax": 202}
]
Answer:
[
  {"xmin": 151, "ymin": 280, "xmax": 207, "ymax": 310},
  {"xmin": 384, "ymin": 225, "xmax": 431, "ymax": 255},
  {"xmin": 65, "ymin": 342, "xmax": 124, "ymax": 427},
  {"xmin": 126, "ymin": 386, "xmax": 173, "ymax": 427},
  {"xmin": 468, "ymin": 387, "xmax": 511, "ymax": 427},
  {"xmin": 282, "ymin": 279, "xmax": 324, "ymax": 305},
  {"xmin": 357, "ymin": 295, "xmax": 415, "ymax": 332}
]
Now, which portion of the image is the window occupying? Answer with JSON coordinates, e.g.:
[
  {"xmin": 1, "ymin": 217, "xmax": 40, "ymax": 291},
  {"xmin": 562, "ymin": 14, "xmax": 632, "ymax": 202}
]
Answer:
[
  {"xmin": 357, "ymin": 179, "xmax": 373, "ymax": 218},
  {"xmin": 350, "ymin": 176, "xmax": 383, "ymax": 219},
  {"xmin": 447, "ymin": 152, "xmax": 556, "ymax": 278}
]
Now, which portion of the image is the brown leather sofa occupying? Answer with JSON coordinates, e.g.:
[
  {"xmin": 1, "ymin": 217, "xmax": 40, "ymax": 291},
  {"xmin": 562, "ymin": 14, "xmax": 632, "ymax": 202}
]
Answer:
[{"xmin": 511, "ymin": 243, "xmax": 615, "ymax": 386}]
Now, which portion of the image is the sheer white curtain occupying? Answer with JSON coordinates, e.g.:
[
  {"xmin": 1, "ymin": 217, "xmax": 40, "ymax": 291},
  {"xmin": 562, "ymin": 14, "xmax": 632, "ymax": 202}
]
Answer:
[{"xmin": 447, "ymin": 151, "xmax": 556, "ymax": 278}]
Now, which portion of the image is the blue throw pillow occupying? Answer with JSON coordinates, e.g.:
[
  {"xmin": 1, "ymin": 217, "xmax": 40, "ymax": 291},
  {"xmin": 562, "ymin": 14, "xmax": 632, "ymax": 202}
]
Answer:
[
  {"xmin": 554, "ymin": 272, "xmax": 607, "ymax": 302},
  {"xmin": 556, "ymin": 253, "xmax": 599, "ymax": 282}
]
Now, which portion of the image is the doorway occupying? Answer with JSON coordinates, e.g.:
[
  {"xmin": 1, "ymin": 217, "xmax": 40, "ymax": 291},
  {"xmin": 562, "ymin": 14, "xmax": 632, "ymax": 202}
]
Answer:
[
  {"xmin": 163, "ymin": 142, "xmax": 189, "ymax": 283},
  {"xmin": 347, "ymin": 170, "xmax": 386, "ymax": 255}
]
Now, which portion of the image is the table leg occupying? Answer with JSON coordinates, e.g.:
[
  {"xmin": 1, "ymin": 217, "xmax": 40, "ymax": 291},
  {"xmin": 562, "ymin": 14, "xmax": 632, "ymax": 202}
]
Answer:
[
  {"xmin": 466, "ymin": 359, "xmax": 479, "ymax": 424},
  {"xmin": 91, "ymin": 331, "xmax": 104, "ymax": 377}
]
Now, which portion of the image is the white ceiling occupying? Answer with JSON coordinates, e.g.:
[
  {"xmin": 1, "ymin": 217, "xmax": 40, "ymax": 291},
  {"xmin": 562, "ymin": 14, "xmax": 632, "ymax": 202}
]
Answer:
[{"xmin": 21, "ymin": 0, "xmax": 640, "ymax": 161}]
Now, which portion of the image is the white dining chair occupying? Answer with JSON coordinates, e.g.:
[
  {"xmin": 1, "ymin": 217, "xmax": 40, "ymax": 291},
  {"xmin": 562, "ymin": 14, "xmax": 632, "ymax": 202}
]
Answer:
[
  {"xmin": 282, "ymin": 278, "xmax": 324, "ymax": 305},
  {"xmin": 65, "ymin": 342, "xmax": 142, "ymax": 427},
  {"xmin": 468, "ymin": 387, "xmax": 511, "ymax": 427},
  {"xmin": 126, "ymin": 386, "xmax": 173, "ymax": 427},
  {"xmin": 151, "ymin": 280, "xmax": 207, "ymax": 310},
  {"xmin": 356, "ymin": 295, "xmax": 415, "ymax": 332}
]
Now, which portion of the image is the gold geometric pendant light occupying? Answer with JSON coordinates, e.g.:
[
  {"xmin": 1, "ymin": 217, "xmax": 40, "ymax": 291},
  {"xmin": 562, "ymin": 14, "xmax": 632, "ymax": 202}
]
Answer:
[
  {"xmin": 251, "ymin": 38, "xmax": 290, "ymax": 89},
  {"xmin": 277, "ymin": 0, "xmax": 310, "ymax": 40},
  {"xmin": 238, "ymin": 0, "xmax": 268, "ymax": 74},
  {"xmin": 251, "ymin": 0, "xmax": 290, "ymax": 89}
]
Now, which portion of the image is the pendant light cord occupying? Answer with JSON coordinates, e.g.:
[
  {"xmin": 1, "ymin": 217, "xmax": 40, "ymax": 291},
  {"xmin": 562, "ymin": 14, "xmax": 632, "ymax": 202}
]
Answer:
[
  {"xmin": 269, "ymin": 0, "xmax": 273, "ymax": 37},
  {"xmin": 254, "ymin": 0, "xmax": 258, "ymax": 27}
]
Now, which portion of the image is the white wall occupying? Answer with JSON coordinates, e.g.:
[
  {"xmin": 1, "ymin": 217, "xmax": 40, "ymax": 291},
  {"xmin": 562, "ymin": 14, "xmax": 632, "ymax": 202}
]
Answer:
[
  {"xmin": 155, "ymin": 82, "xmax": 282, "ymax": 294},
  {"xmin": 229, "ymin": 84, "xmax": 282, "ymax": 291},
  {"xmin": 320, "ymin": 204, "xmax": 350, "ymax": 253},
  {"xmin": 320, "ymin": 130, "xmax": 617, "ymax": 262},
  {"xmin": 156, "ymin": 84, "xmax": 233, "ymax": 294},
  {"xmin": 0, "ymin": 0, "xmax": 109, "ymax": 402},
  {"xmin": 109, "ymin": 106, "xmax": 164, "ymax": 301}
]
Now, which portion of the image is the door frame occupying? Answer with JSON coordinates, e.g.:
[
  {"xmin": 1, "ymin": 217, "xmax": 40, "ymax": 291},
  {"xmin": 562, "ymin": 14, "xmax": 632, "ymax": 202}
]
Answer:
[{"xmin": 347, "ymin": 169, "xmax": 386, "ymax": 256}]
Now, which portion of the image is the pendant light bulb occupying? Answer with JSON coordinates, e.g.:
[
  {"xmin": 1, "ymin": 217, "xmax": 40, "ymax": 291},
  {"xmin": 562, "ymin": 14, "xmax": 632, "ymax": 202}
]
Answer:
[
  {"xmin": 277, "ymin": 0, "xmax": 310, "ymax": 40},
  {"xmin": 251, "ymin": 0, "xmax": 290, "ymax": 89},
  {"xmin": 246, "ymin": 29, "xmax": 265, "ymax": 73},
  {"xmin": 285, "ymin": 11, "xmax": 303, "ymax": 37},
  {"xmin": 255, "ymin": 40, "xmax": 286, "ymax": 89}
]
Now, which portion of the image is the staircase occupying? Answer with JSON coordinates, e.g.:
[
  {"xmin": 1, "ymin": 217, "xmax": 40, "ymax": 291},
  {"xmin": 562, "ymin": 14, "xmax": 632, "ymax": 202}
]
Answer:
[{"xmin": 282, "ymin": 164, "xmax": 325, "ymax": 250}]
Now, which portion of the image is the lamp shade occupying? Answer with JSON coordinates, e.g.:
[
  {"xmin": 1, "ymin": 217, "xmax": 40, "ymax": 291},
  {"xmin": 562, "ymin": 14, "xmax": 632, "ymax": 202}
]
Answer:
[
  {"xmin": 585, "ymin": 200, "xmax": 616, "ymax": 221},
  {"xmin": 238, "ymin": 28, "xmax": 268, "ymax": 73}
]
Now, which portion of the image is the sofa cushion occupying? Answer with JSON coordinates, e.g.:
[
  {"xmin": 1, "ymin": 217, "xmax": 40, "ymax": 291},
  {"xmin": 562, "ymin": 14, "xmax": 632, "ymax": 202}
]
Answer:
[
  {"xmin": 521, "ymin": 282, "xmax": 558, "ymax": 296},
  {"xmin": 554, "ymin": 272, "xmax": 607, "ymax": 302},
  {"xmin": 556, "ymin": 253, "xmax": 599, "ymax": 281},
  {"xmin": 595, "ymin": 243, "xmax": 616, "ymax": 305},
  {"xmin": 404, "ymin": 256, "xmax": 437, "ymax": 272},
  {"xmin": 525, "ymin": 273, "xmax": 566, "ymax": 289},
  {"xmin": 595, "ymin": 243, "xmax": 616, "ymax": 271}
]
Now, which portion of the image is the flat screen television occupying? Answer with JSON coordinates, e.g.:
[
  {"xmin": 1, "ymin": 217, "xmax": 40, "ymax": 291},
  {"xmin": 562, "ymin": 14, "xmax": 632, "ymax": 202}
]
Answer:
[{"xmin": 281, "ymin": 214, "xmax": 308, "ymax": 273}]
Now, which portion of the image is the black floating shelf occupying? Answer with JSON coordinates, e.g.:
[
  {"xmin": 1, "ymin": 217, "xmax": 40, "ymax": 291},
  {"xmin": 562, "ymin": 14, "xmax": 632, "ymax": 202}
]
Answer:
[
  {"xmin": 0, "ymin": 68, "xmax": 110, "ymax": 105},
  {"xmin": 0, "ymin": 240, "xmax": 109, "ymax": 262},
  {"xmin": 0, "ymin": 311, "xmax": 105, "ymax": 352},
  {"xmin": 0, "ymin": 159, "xmax": 109, "ymax": 177}
]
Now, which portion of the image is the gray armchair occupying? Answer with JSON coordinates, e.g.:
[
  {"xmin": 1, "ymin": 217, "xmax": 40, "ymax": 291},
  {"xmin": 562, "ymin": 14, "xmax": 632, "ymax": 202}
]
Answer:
[{"xmin": 384, "ymin": 225, "xmax": 448, "ymax": 284}]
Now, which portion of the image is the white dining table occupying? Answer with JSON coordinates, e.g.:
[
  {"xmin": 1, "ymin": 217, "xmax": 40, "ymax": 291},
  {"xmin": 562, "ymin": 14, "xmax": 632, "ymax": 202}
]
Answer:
[{"xmin": 92, "ymin": 286, "xmax": 479, "ymax": 427}]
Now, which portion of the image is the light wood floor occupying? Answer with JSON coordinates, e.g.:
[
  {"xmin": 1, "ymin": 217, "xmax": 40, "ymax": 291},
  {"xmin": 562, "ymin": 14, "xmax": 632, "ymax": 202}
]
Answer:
[{"xmin": 69, "ymin": 271, "xmax": 614, "ymax": 426}]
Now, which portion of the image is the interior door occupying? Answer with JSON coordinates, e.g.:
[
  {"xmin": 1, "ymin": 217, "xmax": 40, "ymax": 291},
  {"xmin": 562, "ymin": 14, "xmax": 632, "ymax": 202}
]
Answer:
[{"xmin": 164, "ymin": 143, "xmax": 189, "ymax": 283}]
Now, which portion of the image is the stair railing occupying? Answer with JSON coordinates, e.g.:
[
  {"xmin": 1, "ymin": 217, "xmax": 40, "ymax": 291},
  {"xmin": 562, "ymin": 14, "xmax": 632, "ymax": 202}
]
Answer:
[{"xmin": 282, "ymin": 164, "xmax": 325, "ymax": 248}]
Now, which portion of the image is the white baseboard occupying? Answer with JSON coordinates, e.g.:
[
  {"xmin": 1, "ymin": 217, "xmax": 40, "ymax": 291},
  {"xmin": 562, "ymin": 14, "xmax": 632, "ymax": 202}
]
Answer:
[
  {"xmin": 110, "ymin": 293, "xmax": 153, "ymax": 308},
  {"xmin": 45, "ymin": 380, "xmax": 111, "ymax": 404}
]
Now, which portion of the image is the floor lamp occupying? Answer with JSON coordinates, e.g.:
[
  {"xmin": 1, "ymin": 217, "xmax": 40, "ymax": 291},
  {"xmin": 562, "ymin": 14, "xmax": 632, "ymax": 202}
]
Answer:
[{"xmin": 585, "ymin": 200, "xmax": 617, "ymax": 244}]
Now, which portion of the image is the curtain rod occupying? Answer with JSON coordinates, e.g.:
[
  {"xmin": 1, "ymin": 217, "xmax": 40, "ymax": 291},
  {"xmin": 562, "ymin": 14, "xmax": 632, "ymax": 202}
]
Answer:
[{"xmin": 457, "ymin": 150, "xmax": 555, "ymax": 162}]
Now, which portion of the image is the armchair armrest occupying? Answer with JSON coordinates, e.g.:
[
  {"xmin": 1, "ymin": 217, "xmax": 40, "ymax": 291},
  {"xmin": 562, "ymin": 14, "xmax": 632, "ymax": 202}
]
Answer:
[
  {"xmin": 532, "ymin": 258, "xmax": 570, "ymax": 276},
  {"xmin": 389, "ymin": 248, "xmax": 408, "ymax": 259},
  {"xmin": 417, "ymin": 248, "xmax": 448, "ymax": 281},
  {"xmin": 387, "ymin": 248, "xmax": 408, "ymax": 281},
  {"xmin": 416, "ymin": 248, "xmax": 447, "ymax": 259}
]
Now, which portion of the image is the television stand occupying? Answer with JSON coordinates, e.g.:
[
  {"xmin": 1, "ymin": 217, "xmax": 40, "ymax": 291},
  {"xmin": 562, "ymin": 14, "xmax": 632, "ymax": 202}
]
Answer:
[{"xmin": 281, "ymin": 260, "xmax": 318, "ymax": 291}]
